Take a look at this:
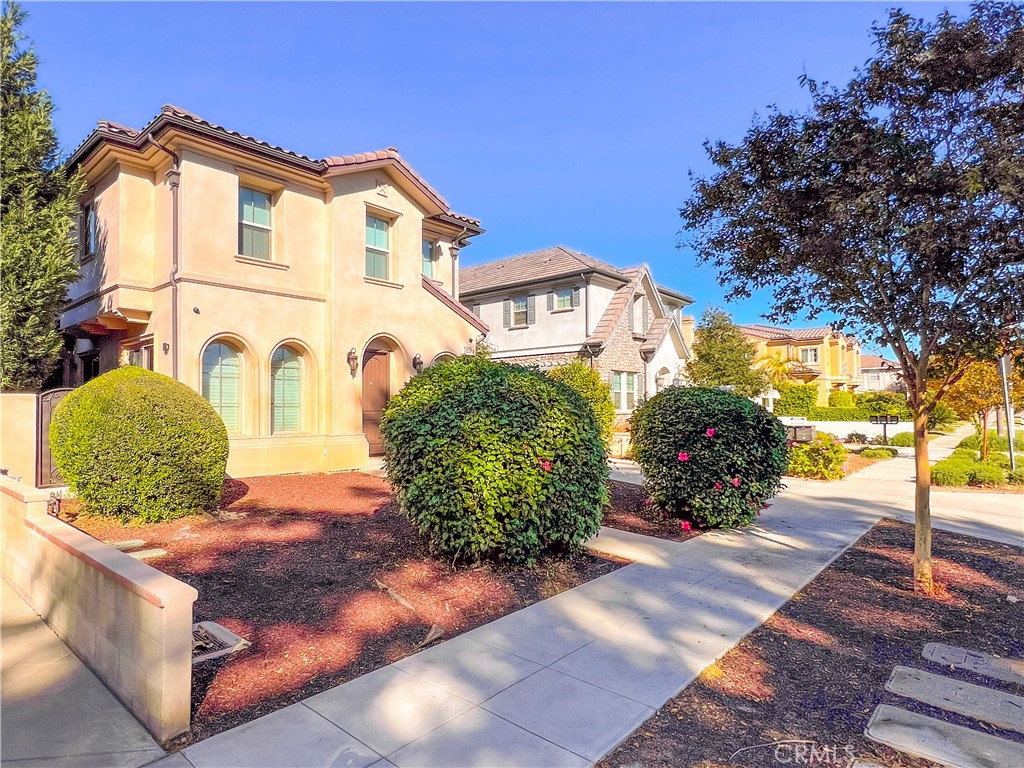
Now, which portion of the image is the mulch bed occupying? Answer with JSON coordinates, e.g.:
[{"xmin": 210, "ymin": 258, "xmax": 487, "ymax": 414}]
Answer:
[
  {"xmin": 600, "ymin": 518, "xmax": 1024, "ymax": 768},
  {"xmin": 601, "ymin": 480, "xmax": 702, "ymax": 542},
  {"xmin": 60, "ymin": 473, "xmax": 626, "ymax": 748}
]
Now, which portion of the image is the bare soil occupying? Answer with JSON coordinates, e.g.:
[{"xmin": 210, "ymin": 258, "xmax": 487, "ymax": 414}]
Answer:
[
  {"xmin": 61, "ymin": 472, "xmax": 626, "ymax": 747},
  {"xmin": 601, "ymin": 480, "xmax": 703, "ymax": 542},
  {"xmin": 600, "ymin": 519, "xmax": 1024, "ymax": 768}
]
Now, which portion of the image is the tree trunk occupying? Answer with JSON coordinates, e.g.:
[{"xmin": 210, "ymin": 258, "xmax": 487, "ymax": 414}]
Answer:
[{"xmin": 913, "ymin": 407, "xmax": 933, "ymax": 594}]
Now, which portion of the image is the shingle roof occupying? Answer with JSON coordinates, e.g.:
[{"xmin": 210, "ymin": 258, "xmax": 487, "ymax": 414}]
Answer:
[
  {"xmin": 585, "ymin": 274, "xmax": 643, "ymax": 348},
  {"xmin": 640, "ymin": 317, "xmax": 672, "ymax": 355},
  {"xmin": 860, "ymin": 354, "xmax": 897, "ymax": 369},
  {"xmin": 69, "ymin": 105, "xmax": 481, "ymax": 231},
  {"xmin": 740, "ymin": 324, "xmax": 838, "ymax": 342},
  {"xmin": 459, "ymin": 246, "xmax": 627, "ymax": 296}
]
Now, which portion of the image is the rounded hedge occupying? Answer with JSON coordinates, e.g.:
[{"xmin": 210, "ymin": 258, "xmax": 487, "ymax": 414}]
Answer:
[
  {"xmin": 630, "ymin": 387, "xmax": 788, "ymax": 528},
  {"xmin": 787, "ymin": 432, "xmax": 848, "ymax": 480},
  {"xmin": 969, "ymin": 462, "xmax": 1007, "ymax": 486},
  {"xmin": 931, "ymin": 459, "xmax": 972, "ymax": 486},
  {"xmin": 381, "ymin": 356, "xmax": 608, "ymax": 565},
  {"xmin": 860, "ymin": 447, "xmax": 896, "ymax": 460},
  {"xmin": 1008, "ymin": 468, "xmax": 1024, "ymax": 485},
  {"xmin": 887, "ymin": 432, "xmax": 915, "ymax": 447},
  {"xmin": 50, "ymin": 367, "xmax": 229, "ymax": 522}
]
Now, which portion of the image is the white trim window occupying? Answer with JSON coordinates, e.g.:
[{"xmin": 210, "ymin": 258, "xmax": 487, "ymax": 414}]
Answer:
[
  {"xmin": 366, "ymin": 214, "xmax": 390, "ymax": 279},
  {"xmin": 238, "ymin": 187, "xmax": 272, "ymax": 259},
  {"xmin": 422, "ymin": 239, "xmax": 436, "ymax": 278},
  {"xmin": 611, "ymin": 371, "xmax": 637, "ymax": 411},
  {"xmin": 800, "ymin": 347, "xmax": 820, "ymax": 365},
  {"xmin": 555, "ymin": 287, "xmax": 573, "ymax": 310}
]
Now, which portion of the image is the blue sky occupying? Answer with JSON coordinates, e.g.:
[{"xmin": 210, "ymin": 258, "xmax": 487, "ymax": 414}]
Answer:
[{"xmin": 27, "ymin": 1, "xmax": 965, "ymax": 346}]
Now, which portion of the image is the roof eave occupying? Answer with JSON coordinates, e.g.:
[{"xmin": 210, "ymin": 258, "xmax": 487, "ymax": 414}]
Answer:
[{"xmin": 459, "ymin": 265, "xmax": 626, "ymax": 299}]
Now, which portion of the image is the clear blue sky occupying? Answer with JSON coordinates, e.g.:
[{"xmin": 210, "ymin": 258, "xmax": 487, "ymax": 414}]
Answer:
[{"xmin": 26, "ymin": 1, "xmax": 965, "ymax": 345}]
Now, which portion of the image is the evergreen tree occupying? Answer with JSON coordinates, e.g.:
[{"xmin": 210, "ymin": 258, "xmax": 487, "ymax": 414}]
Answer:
[
  {"xmin": 1, "ymin": 1, "xmax": 84, "ymax": 390},
  {"xmin": 685, "ymin": 307, "xmax": 768, "ymax": 399}
]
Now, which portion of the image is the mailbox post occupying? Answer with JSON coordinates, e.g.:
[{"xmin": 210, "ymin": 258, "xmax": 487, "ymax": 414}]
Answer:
[{"xmin": 869, "ymin": 414, "xmax": 900, "ymax": 445}]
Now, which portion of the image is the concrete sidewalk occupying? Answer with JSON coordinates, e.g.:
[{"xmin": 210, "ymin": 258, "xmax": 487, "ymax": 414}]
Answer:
[{"xmin": 1, "ymin": 580, "xmax": 165, "ymax": 768}]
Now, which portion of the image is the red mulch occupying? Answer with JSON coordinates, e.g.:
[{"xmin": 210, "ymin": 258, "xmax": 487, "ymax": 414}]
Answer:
[
  {"xmin": 600, "ymin": 519, "xmax": 1024, "ymax": 768},
  {"xmin": 61, "ymin": 473, "xmax": 625, "ymax": 748},
  {"xmin": 601, "ymin": 480, "xmax": 703, "ymax": 542}
]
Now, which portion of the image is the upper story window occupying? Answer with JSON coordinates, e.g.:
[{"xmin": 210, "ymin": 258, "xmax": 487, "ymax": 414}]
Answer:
[
  {"xmin": 547, "ymin": 287, "xmax": 580, "ymax": 311},
  {"xmin": 503, "ymin": 295, "xmax": 535, "ymax": 328},
  {"xmin": 611, "ymin": 371, "xmax": 637, "ymax": 411},
  {"xmin": 800, "ymin": 347, "xmax": 820, "ymax": 365},
  {"xmin": 238, "ymin": 187, "xmax": 272, "ymax": 260},
  {"xmin": 422, "ymin": 239, "xmax": 437, "ymax": 279},
  {"xmin": 80, "ymin": 202, "xmax": 97, "ymax": 261},
  {"xmin": 366, "ymin": 215, "xmax": 390, "ymax": 280}
]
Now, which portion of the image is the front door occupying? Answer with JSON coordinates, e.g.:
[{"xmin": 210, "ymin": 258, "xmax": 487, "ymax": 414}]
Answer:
[
  {"xmin": 362, "ymin": 349, "xmax": 391, "ymax": 456},
  {"xmin": 37, "ymin": 388, "xmax": 73, "ymax": 488}
]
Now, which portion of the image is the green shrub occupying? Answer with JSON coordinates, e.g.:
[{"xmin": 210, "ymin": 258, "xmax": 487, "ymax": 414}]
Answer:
[
  {"xmin": 887, "ymin": 432, "xmax": 915, "ymax": 447},
  {"xmin": 860, "ymin": 447, "xmax": 897, "ymax": 459},
  {"xmin": 381, "ymin": 356, "xmax": 607, "ymax": 565},
  {"xmin": 547, "ymin": 359, "xmax": 615, "ymax": 450},
  {"xmin": 1007, "ymin": 468, "xmax": 1024, "ymax": 485},
  {"xmin": 828, "ymin": 391, "xmax": 855, "ymax": 408},
  {"xmin": 949, "ymin": 448, "xmax": 979, "ymax": 462},
  {"xmin": 984, "ymin": 452, "xmax": 1012, "ymax": 469},
  {"xmin": 846, "ymin": 432, "xmax": 869, "ymax": 444},
  {"xmin": 631, "ymin": 387, "xmax": 788, "ymax": 528},
  {"xmin": 806, "ymin": 406, "xmax": 871, "ymax": 421},
  {"xmin": 50, "ymin": 367, "xmax": 229, "ymax": 522},
  {"xmin": 969, "ymin": 462, "xmax": 1007, "ymax": 486},
  {"xmin": 927, "ymin": 401, "xmax": 958, "ymax": 432},
  {"xmin": 787, "ymin": 432, "xmax": 848, "ymax": 480},
  {"xmin": 857, "ymin": 392, "xmax": 913, "ymax": 419},
  {"xmin": 989, "ymin": 434, "xmax": 1024, "ymax": 452},
  {"xmin": 774, "ymin": 383, "xmax": 819, "ymax": 416},
  {"xmin": 931, "ymin": 459, "xmax": 972, "ymax": 486}
]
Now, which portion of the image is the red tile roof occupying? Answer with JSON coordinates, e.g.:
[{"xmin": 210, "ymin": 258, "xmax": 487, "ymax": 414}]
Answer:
[
  {"xmin": 860, "ymin": 354, "xmax": 898, "ymax": 369},
  {"xmin": 740, "ymin": 324, "xmax": 856, "ymax": 343}
]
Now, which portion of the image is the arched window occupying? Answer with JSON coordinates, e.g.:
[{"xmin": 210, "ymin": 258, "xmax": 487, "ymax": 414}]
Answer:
[
  {"xmin": 202, "ymin": 342, "xmax": 241, "ymax": 432},
  {"xmin": 271, "ymin": 346, "xmax": 302, "ymax": 433}
]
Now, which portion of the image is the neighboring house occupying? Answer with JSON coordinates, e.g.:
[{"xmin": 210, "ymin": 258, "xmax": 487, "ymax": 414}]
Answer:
[
  {"xmin": 459, "ymin": 246, "xmax": 695, "ymax": 415},
  {"xmin": 860, "ymin": 354, "xmax": 904, "ymax": 393},
  {"xmin": 59, "ymin": 105, "xmax": 487, "ymax": 476},
  {"xmin": 740, "ymin": 324, "xmax": 862, "ymax": 406}
]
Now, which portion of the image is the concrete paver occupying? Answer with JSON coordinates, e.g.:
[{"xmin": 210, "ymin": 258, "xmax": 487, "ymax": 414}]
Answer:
[
  {"xmin": 923, "ymin": 642, "xmax": 1024, "ymax": 686},
  {"xmin": 884, "ymin": 666, "xmax": 1024, "ymax": 734},
  {"xmin": 0, "ymin": 580, "xmax": 165, "ymax": 768}
]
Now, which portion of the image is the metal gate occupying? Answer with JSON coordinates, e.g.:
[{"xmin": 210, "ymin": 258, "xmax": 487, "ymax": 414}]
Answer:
[{"xmin": 36, "ymin": 388, "xmax": 73, "ymax": 488}]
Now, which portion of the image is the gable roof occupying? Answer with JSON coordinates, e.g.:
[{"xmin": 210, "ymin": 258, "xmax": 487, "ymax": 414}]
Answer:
[
  {"xmin": 860, "ymin": 354, "xmax": 898, "ymax": 369},
  {"xmin": 740, "ymin": 324, "xmax": 851, "ymax": 343},
  {"xmin": 68, "ymin": 104, "xmax": 482, "ymax": 233}
]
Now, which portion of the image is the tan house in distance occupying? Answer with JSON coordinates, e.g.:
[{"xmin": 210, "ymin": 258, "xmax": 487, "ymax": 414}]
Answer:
[
  {"xmin": 60, "ymin": 105, "xmax": 487, "ymax": 477},
  {"xmin": 740, "ymin": 324, "xmax": 862, "ymax": 406},
  {"xmin": 459, "ymin": 246, "xmax": 695, "ymax": 415},
  {"xmin": 860, "ymin": 354, "xmax": 903, "ymax": 393}
]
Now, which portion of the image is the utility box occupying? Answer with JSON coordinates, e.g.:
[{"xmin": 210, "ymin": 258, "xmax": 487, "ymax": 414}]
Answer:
[{"xmin": 785, "ymin": 425, "xmax": 817, "ymax": 443}]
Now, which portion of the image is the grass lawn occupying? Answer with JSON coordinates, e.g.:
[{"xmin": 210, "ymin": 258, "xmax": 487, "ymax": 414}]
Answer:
[
  {"xmin": 61, "ymin": 472, "xmax": 628, "ymax": 747},
  {"xmin": 600, "ymin": 519, "xmax": 1024, "ymax": 768}
]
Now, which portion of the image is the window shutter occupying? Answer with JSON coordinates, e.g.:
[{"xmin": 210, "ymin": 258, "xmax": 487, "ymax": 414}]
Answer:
[
  {"xmin": 503, "ymin": 299, "xmax": 511, "ymax": 328},
  {"xmin": 628, "ymin": 299, "xmax": 635, "ymax": 332},
  {"xmin": 642, "ymin": 297, "xmax": 650, "ymax": 332},
  {"xmin": 527, "ymin": 295, "xmax": 536, "ymax": 325},
  {"xmin": 572, "ymin": 287, "xmax": 581, "ymax": 307},
  {"xmin": 546, "ymin": 291, "xmax": 554, "ymax": 311}
]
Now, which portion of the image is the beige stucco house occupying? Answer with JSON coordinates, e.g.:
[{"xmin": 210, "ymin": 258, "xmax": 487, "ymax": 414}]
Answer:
[
  {"xmin": 60, "ymin": 105, "xmax": 487, "ymax": 477},
  {"xmin": 459, "ymin": 246, "xmax": 694, "ymax": 416},
  {"xmin": 740, "ymin": 324, "xmax": 862, "ymax": 406},
  {"xmin": 860, "ymin": 354, "xmax": 903, "ymax": 393}
]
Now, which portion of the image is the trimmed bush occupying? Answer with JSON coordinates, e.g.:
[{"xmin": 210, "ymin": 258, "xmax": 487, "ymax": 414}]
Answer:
[
  {"xmin": 949, "ymin": 448, "xmax": 979, "ymax": 462},
  {"xmin": 969, "ymin": 462, "xmax": 1007, "ymax": 486},
  {"xmin": 787, "ymin": 432, "xmax": 848, "ymax": 480},
  {"xmin": 990, "ymin": 434, "xmax": 1024, "ymax": 452},
  {"xmin": 887, "ymin": 431, "xmax": 915, "ymax": 447},
  {"xmin": 381, "ymin": 356, "xmax": 607, "ymax": 565},
  {"xmin": 857, "ymin": 392, "xmax": 914, "ymax": 420},
  {"xmin": 828, "ymin": 391, "xmax": 855, "ymax": 408},
  {"xmin": 846, "ymin": 432, "xmax": 869, "ymax": 444},
  {"xmin": 1008, "ymin": 468, "xmax": 1024, "ymax": 485},
  {"xmin": 547, "ymin": 359, "xmax": 616, "ymax": 450},
  {"xmin": 806, "ymin": 406, "xmax": 871, "ymax": 422},
  {"xmin": 860, "ymin": 447, "xmax": 897, "ymax": 459},
  {"xmin": 50, "ymin": 367, "xmax": 228, "ymax": 522},
  {"xmin": 957, "ymin": 434, "xmax": 982, "ymax": 450},
  {"xmin": 630, "ymin": 387, "xmax": 788, "ymax": 528},
  {"xmin": 931, "ymin": 459, "xmax": 972, "ymax": 486},
  {"xmin": 984, "ymin": 453, "xmax": 1012, "ymax": 469},
  {"xmin": 774, "ymin": 383, "xmax": 818, "ymax": 416}
]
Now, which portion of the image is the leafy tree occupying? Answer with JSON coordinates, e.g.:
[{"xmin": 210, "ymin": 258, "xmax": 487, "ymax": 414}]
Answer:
[
  {"xmin": 685, "ymin": 307, "xmax": 768, "ymax": 399},
  {"xmin": 756, "ymin": 353, "xmax": 801, "ymax": 390},
  {"xmin": 1, "ymin": 1, "xmax": 84, "ymax": 390},
  {"xmin": 680, "ymin": 3, "xmax": 1024, "ymax": 593},
  {"xmin": 936, "ymin": 359, "xmax": 1024, "ymax": 459}
]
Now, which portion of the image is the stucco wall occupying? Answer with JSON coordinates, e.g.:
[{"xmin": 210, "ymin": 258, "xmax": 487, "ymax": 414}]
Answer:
[
  {"xmin": 0, "ymin": 393, "xmax": 37, "ymax": 485},
  {"xmin": 1, "ymin": 476, "xmax": 196, "ymax": 741}
]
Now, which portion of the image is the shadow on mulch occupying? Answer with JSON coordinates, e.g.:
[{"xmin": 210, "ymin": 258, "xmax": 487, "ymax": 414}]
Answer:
[{"xmin": 600, "ymin": 518, "xmax": 1024, "ymax": 768}]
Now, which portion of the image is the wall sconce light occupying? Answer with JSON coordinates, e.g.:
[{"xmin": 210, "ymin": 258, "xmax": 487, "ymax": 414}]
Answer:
[
  {"xmin": 162, "ymin": 342, "xmax": 170, "ymax": 354},
  {"xmin": 412, "ymin": 353, "xmax": 424, "ymax": 373},
  {"xmin": 347, "ymin": 348, "xmax": 359, "ymax": 377}
]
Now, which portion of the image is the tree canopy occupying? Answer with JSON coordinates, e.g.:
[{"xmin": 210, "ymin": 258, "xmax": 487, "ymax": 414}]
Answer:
[
  {"xmin": 1, "ymin": 1, "xmax": 84, "ymax": 390},
  {"xmin": 685, "ymin": 307, "xmax": 768, "ymax": 399},
  {"xmin": 679, "ymin": 2, "xmax": 1024, "ymax": 592}
]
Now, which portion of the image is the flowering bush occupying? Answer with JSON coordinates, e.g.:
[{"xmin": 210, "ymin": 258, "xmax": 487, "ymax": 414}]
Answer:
[
  {"xmin": 381, "ymin": 356, "xmax": 607, "ymax": 565},
  {"xmin": 630, "ymin": 387, "xmax": 788, "ymax": 528},
  {"xmin": 786, "ymin": 433, "xmax": 847, "ymax": 480}
]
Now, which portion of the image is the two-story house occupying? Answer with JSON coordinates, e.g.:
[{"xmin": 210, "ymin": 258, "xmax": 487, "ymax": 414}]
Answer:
[
  {"xmin": 860, "ymin": 354, "xmax": 904, "ymax": 393},
  {"xmin": 740, "ymin": 324, "xmax": 862, "ymax": 405},
  {"xmin": 60, "ymin": 105, "xmax": 487, "ymax": 476},
  {"xmin": 459, "ymin": 246, "xmax": 694, "ymax": 416}
]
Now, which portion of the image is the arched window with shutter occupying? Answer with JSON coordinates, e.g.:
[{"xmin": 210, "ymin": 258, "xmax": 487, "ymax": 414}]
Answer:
[
  {"xmin": 202, "ymin": 342, "xmax": 242, "ymax": 433},
  {"xmin": 271, "ymin": 346, "xmax": 302, "ymax": 433}
]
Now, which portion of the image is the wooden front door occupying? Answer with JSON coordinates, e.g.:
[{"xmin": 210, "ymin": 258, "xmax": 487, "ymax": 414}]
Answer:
[{"xmin": 362, "ymin": 349, "xmax": 391, "ymax": 456}]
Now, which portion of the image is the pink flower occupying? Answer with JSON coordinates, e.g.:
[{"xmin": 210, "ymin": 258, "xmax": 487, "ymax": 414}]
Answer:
[
  {"xmin": 681, "ymin": 521, "xmax": 692, "ymax": 531},
  {"xmin": 644, "ymin": 498, "xmax": 652, "ymax": 506},
  {"xmin": 714, "ymin": 482, "xmax": 722, "ymax": 490},
  {"xmin": 732, "ymin": 477, "xmax": 741, "ymax": 487},
  {"xmin": 756, "ymin": 509, "xmax": 761, "ymax": 517},
  {"xmin": 541, "ymin": 460, "xmax": 552, "ymax": 472},
  {"xmin": 706, "ymin": 428, "xmax": 716, "ymax": 437},
  {"xmin": 678, "ymin": 452, "xmax": 689, "ymax": 462}
]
